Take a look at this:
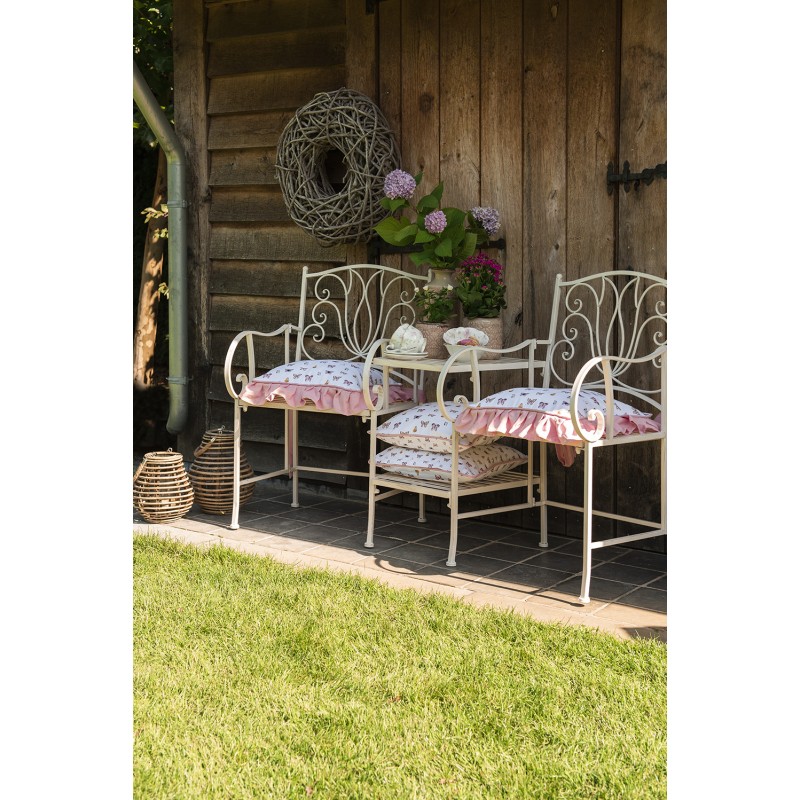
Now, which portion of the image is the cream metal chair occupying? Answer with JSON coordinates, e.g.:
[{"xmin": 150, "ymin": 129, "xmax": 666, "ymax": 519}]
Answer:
[
  {"xmin": 223, "ymin": 263, "xmax": 428, "ymax": 528},
  {"xmin": 440, "ymin": 270, "xmax": 667, "ymax": 603}
]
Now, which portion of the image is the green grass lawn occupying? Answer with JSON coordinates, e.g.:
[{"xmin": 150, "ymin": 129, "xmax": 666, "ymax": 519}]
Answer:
[{"xmin": 133, "ymin": 533, "xmax": 666, "ymax": 799}]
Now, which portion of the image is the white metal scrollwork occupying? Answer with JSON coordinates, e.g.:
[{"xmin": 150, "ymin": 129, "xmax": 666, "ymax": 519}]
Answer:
[
  {"xmin": 297, "ymin": 264, "xmax": 425, "ymax": 360},
  {"xmin": 545, "ymin": 270, "xmax": 667, "ymax": 411}
]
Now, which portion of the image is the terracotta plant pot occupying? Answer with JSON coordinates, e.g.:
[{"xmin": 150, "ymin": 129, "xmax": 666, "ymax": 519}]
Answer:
[
  {"xmin": 416, "ymin": 321, "xmax": 453, "ymax": 359},
  {"xmin": 465, "ymin": 316, "xmax": 503, "ymax": 359}
]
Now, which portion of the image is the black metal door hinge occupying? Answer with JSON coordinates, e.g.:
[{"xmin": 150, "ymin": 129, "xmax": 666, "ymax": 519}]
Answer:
[{"xmin": 607, "ymin": 161, "xmax": 667, "ymax": 195}]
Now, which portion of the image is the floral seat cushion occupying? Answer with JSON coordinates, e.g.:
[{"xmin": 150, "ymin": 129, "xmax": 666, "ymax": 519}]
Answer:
[
  {"xmin": 453, "ymin": 387, "xmax": 661, "ymax": 467},
  {"xmin": 375, "ymin": 402, "xmax": 494, "ymax": 453},
  {"xmin": 239, "ymin": 359, "xmax": 413, "ymax": 416},
  {"xmin": 374, "ymin": 443, "xmax": 527, "ymax": 483}
]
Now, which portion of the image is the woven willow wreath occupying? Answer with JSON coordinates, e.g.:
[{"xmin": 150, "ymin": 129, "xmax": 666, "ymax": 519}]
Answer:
[{"xmin": 275, "ymin": 88, "xmax": 400, "ymax": 245}]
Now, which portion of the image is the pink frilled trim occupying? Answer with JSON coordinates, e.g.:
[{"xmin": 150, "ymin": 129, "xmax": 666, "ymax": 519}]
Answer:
[
  {"xmin": 239, "ymin": 381, "xmax": 414, "ymax": 416},
  {"xmin": 454, "ymin": 408, "xmax": 662, "ymax": 467}
]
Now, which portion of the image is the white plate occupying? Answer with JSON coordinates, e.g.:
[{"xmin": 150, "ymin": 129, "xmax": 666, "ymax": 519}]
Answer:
[{"xmin": 384, "ymin": 349, "xmax": 427, "ymax": 360}]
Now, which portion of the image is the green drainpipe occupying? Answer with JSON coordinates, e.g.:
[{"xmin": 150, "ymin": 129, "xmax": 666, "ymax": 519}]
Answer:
[{"xmin": 133, "ymin": 58, "xmax": 189, "ymax": 434}]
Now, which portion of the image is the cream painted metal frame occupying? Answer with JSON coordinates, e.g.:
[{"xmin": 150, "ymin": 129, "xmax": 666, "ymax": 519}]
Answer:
[
  {"xmin": 436, "ymin": 270, "xmax": 667, "ymax": 603},
  {"xmin": 223, "ymin": 264, "xmax": 428, "ymax": 529},
  {"xmin": 362, "ymin": 345, "xmax": 545, "ymax": 568}
]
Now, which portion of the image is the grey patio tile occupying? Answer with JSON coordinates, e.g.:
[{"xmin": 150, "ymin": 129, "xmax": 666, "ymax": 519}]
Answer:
[
  {"xmin": 541, "ymin": 575, "xmax": 639, "ymax": 605},
  {"xmin": 378, "ymin": 541, "xmax": 449, "ymax": 566},
  {"xmin": 481, "ymin": 561, "xmax": 572, "ymax": 594},
  {"xmin": 592, "ymin": 561, "xmax": 664, "ymax": 585},
  {"xmin": 353, "ymin": 555, "xmax": 471, "ymax": 589},
  {"xmin": 613, "ymin": 586, "xmax": 667, "ymax": 613},
  {"xmin": 331, "ymin": 532, "xmax": 412, "ymax": 552},
  {"xmin": 191, "ymin": 508, "xmax": 269, "ymax": 526},
  {"xmin": 402, "ymin": 512, "xmax": 454, "ymax": 532},
  {"xmin": 371, "ymin": 522, "xmax": 447, "ymax": 543},
  {"xmin": 270, "ymin": 523, "xmax": 350, "ymax": 547},
  {"xmin": 244, "ymin": 515, "xmax": 306, "ymax": 534},
  {"xmin": 457, "ymin": 520, "xmax": 518, "ymax": 541},
  {"xmin": 315, "ymin": 515, "xmax": 369, "ymax": 534},
  {"xmin": 525, "ymin": 550, "xmax": 585, "ymax": 574},
  {"xmin": 466, "ymin": 541, "xmax": 541, "ymax": 564},
  {"xmin": 497, "ymin": 530, "xmax": 572, "ymax": 550},
  {"xmin": 214, "ymin": 528, "xmax": 278, "ymax": 544},
  {"xmin": 242, "ymin": 498, "xmax": 290, "ymax": 515},
  {"xmin": 606, "ymin": 547, "xmax": 667, "ymax": 572},
  {"xmin": 409, "ymin": 531, "xmax": 488, "ymax": 552},
  {"xmin": 443, "ymin": 552, "xmax": 516, "ymax": 577},
  {"xmin": 549, "ymin": 538, "xmax": 622, "ymax": 564},
  {"xmin": 303, "ymin": 543, "xmax": 375, "ymax": 565},
  {"xmin": 648, "ymin": 574, "xmax": 667, "ymax": 590},
  {"xmin": 167, "ymin": 517, "xmax": 223, "ymax": 534},
  {"xmin": 275, "ymin": 506, "xmax": 351, "ymax": 525},
  {"xmin": 309, "ymin": 498, "xmax": 371, "ymax": 514},
  {"xmin": 592, "ymin": 601, "xmax": 667, "ymax": 629},
  {"xmin": 347, "ymin": 508, "xmax": 419, "ymax": 525}
]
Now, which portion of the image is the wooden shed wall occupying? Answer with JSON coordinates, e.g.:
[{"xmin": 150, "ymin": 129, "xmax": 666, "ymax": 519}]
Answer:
[{"xmin": 173, "ymin": 0, "xmax": 666, "ymax": 542}]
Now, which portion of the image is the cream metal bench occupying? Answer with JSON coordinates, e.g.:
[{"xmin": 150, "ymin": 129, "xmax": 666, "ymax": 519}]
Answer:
[{"xmin": 223, "ymin": 263, "xmax": 428, "ymax": 528}]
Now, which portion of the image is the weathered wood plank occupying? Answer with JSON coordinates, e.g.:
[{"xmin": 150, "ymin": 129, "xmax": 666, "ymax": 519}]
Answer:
[
  {"xmin": 210, "ymin": 186, "xmax": 290, "ymax": 222},
  {"xmin": 615, "ymin": 0, "xmax": 666, "ymax": 552},
  {"xmin": 209, "ymin": 224, "xmax": 348, "ymax": 261},
  {"xmin": 372, "ymin": 0, "xmax": 405, "ymax": 350},
  {"xmin": 439, "ymin": 0, "xmax": 480, "ymax": 212},
  {"xmin": 209, "ymin": 148, "xmax": 278, "ymax": 186},
  {"xmin": 400, "ymin": 0, "xmax": 439, "ymax": 183},
  {"xmin": 617, "ymin": 0, "xmax": 666, "ymax": 277},
  {"xmin": 344, "ymin": 0, "xmax": 378, "ymax": 271},
  {"xmin": 563, "ymin": 0, "xmax": 620, "ymax": 538},
  {"xmin": 523, "ymin": 0, "xmax": 569, "ymax": 535},
  {"xmin": 207, "ymin": 66, "xmax": 346, "ymax": 115},
  {"xmin": 208, "ymin": 26, "xmax": 345, "ymax": 76},
  {"xmin": 480, "ymin": 0, "xmax": 523, "ymax": 399},
  {"xmin": 210, "ymin": 331, "xmax": 351, "ymax": 371},
  {"xmin": 208, "ymin": 110, "xmax": 296, "ymax": 150},
  {"xmin": 174, "ymin": 0, "xmax": 212, "ymax": 449},
  {"xmin": 210, "ymin": 259, "xmax": 336, "ymax": 296},
  {"xmin": 207, "ymin": 0, "xmax": 345, "ymax": 42},
  {"xmin": 210, "ymin": 294, "xmax": 349, "ymax": 342},
  {"xmin": 524, "ymin": 0, "xmax": 567, "ymax": 344},
  {"xmin": 566, "ymin": 0, "xmax": 618, "ymax": 277}
]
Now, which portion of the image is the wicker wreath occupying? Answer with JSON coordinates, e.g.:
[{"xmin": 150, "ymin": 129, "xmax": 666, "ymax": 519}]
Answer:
[{"xmin": 275, "ymin": 88, "xmax": 400, "ymax": 245}]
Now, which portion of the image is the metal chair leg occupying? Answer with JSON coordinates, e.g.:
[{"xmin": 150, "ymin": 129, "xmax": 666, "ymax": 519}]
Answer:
[
  {"xmin": 578, "ymin": 444, "xmax": 595, "ymax": 604},
  {"xmin": 230, "ymin": 400, "xmax": 241, "ymax": 530}
]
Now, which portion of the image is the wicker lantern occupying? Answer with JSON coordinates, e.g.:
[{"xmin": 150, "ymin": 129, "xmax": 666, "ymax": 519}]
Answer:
[
  {"xmin": 133, "ymin": 450, "xmax": 194, "ymax": 524},
  {"xmin": 188, "ymin": 427, "xmax": 255, "ymax": 514}
]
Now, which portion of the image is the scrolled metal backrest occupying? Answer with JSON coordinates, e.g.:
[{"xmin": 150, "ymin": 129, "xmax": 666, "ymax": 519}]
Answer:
[
  {"xmin": 543, "ymin": 270, "xmax": 667, "ymax": 411},
  {"xmin": 295, "ymin": 264, "xmax": 428, "ymax": 361}
]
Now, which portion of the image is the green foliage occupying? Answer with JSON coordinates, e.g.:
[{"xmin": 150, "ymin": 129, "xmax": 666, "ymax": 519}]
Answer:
[
  {"xmin": 133, "ymin": 0, "xmax": 173, "ymax": 148},
  {"xmin": 374, "ymin": 171, "xmax": 495, "ymax": 271},
  {"xmin": 455, "ymin": 253, "xmax": 508, "ymax": 319},
  {"xmin": 413, "ymin": 285, "xmax": 455, "ymax": 323}
]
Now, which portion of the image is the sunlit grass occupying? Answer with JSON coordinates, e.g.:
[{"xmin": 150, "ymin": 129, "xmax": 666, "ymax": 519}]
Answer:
[{"xmin": 134, "ymin": 533, "xmax": 666, "ymax": 799}]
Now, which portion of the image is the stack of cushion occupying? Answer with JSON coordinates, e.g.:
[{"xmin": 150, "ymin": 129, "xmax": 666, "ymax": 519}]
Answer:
[{"xmin": 373, "ymin": 401, "xmax": 527, "ymax": 483}]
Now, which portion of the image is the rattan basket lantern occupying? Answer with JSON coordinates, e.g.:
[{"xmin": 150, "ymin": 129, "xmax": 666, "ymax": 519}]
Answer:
[
  {"xmin": 133, "ymin": 450, "xmax": 194, "ymax": 524},
  {"xmin": 188, "ymin": 427, "xmax": 255, "ymax": 514}
]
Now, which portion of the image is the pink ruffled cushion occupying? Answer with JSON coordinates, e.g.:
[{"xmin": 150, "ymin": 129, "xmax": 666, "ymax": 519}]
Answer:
[
  {"xmin": 239, "ymin": 359, "xmax": 413, "ymax": 416},
  {"xmin": 454, "ymin": 387, "xmax": 661, "ymax": 467}
]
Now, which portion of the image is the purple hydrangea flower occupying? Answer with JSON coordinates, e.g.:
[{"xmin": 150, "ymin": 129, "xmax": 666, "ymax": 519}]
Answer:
[
  {"xmin": 383, "ymin": 169, "xmax": 417, "ymax": 200},
  {"xmin": 424, "ymin": 210, "xmax": 447, "ymax": 234},
  {"xmin": 471, "ymin": 206, "xmax": 501, "ymax": 237}
]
